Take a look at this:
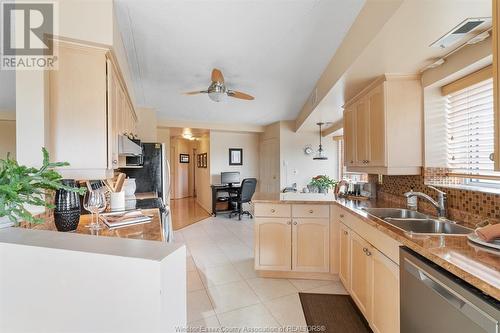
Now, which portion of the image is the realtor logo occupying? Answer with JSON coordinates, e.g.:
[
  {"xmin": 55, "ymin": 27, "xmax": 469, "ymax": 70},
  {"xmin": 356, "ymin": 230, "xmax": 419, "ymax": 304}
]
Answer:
[{"xmin": 1, "ymin": 1, "xmax": 57, "ymax": 70}]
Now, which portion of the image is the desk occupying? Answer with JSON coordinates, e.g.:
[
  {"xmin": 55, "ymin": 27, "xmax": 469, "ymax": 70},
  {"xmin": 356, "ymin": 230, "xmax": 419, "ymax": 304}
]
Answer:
[{"xmin": 211, "ymin": 184, "xmax": 241, "ymax": 216}]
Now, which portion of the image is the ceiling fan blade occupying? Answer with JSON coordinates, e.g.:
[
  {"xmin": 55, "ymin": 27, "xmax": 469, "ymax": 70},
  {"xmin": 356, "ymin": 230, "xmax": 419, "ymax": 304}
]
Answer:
[
  {"xmin": 227, "ymin": 90, "xmax": 254, "ymax": 100},
  {"xmin": 184, "ymin": 90, "xmax": 207, "ymax": 95},
  {"xmin": 211, "ymin": 68, "xmax": 224, "ymax": 83}
]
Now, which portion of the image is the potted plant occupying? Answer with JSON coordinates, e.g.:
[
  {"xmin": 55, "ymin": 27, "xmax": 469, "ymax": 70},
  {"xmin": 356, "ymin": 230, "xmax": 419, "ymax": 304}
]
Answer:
[
  {"xmin": 309, "ymin": 175, "xmax": 338, "ymax": 194},
  {"xmin": 0, "ymin": 148, "xmax": 86, "ymax": 227}
]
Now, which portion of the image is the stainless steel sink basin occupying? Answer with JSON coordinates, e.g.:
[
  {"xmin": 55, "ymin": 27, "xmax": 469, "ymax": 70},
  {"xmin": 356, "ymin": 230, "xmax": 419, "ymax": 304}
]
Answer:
[
  {"xmin": 362, "ymin": 208, "xmax": 473, "ymax": 235},
  {"xmin": 363, "ymin": 208, "xmax": 429, "ymax": 220},
  {"xmin": 384, "ymin": 218, "xmax": 473, "ymax": 235}
]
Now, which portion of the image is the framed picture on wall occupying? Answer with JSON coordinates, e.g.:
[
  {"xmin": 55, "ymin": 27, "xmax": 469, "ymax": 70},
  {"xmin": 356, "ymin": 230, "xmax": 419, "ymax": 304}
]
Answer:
[
  {"xmin": 180, "ymin": 154, "xmax": 190, "ymax": 163},
  {"xmin": 229, "ymin": 148, "xmax": 243, "ymax": 166},
  {"xmin": 197, "ymin": 153, "xmax": 208, "ymax": 168}
]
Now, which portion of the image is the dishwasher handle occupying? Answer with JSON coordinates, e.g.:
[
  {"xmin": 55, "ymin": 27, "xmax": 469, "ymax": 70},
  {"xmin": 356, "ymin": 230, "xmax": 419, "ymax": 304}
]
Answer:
[{"xmin": 404, "ymin": 258, "xmax": 499, "ymax": 333}]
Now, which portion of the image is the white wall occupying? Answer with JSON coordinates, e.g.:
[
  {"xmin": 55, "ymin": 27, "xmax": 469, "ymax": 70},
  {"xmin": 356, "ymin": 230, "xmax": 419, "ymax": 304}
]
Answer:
[
  {"xmin": 280, "ymin": 121, "xmax": 338, "ymax": 190},
  {"xmin": 210, "ymin": 131, "xmax": 260, "ymax": 185}
]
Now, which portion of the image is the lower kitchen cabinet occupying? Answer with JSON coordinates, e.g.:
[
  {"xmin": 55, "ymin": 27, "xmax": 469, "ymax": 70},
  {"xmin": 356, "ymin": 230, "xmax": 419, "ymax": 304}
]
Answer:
[
  {"xmin": 339, "ymin": 220, "xmax": 400, "ymax": 333},
  {"xmin": 339, "ymin": 223, "xmax": 351, "ymax": 288},
  {"xmin": 371, "ymin": 248, "xmax": 400, "ymax": 333},
  {"xmin": 350, "ymin": 231, "xmax": 373, "ymax": 319},
  {"xmin": 254, "ymin": 218, "xmax": 292, "ymax": 271},
  {"xmin": 292, "ymin": 218, "xmax": 329, "ymax": 272}
]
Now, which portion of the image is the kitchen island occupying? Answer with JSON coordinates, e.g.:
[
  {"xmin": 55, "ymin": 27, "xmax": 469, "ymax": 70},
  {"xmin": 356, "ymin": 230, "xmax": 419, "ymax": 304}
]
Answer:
[{"xmin": 0, "ymin": 205, "xmax": 185, "ymax": 333}]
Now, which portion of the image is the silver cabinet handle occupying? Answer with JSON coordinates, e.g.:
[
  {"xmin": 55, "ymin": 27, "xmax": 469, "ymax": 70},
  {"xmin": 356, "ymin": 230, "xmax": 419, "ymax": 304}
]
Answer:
[
  {"xmin": 340, "ymin": 214, "xmax": 345, "ymax": 218},
  {"xmin": 309, "ymin": 209, "xmax": 314, "ymax": 214},
  {"xmin": 343, "ymin": 231, "xmax": 348, "ymax": 235},
  {"xmin": 363, "ymin": 247, "xmax": 368, "ymax": 252},
  {"xmin": 112, "ymin": 159, "xmax": 118, "ymax": 164},
  {"xmin": 365, "ymin": 250, "xmax": 372, "ymax": 256},
  {"xmin": 271, "ymin": 209, "xmax": 276, "ymax": 213},
  {"xmin": 293, "ymin": 221, "xmax": 298, "ymax": 225}
]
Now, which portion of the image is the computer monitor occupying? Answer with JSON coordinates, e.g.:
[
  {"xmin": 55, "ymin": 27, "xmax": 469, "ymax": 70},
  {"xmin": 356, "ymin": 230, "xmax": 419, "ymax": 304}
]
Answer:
[{"xmin": 221, "ymin": 172, "xmax": 240, "ymax": 186}]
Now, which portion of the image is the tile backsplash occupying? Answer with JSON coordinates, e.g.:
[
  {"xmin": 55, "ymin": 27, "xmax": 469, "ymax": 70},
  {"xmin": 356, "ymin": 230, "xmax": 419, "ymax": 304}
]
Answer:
[{"xmin": 369, "ymin": 169, "xmax": 500, "ymax": 228}]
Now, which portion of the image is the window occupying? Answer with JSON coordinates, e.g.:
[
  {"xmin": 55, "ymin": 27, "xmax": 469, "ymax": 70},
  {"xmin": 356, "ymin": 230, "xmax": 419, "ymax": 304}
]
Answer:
[{"xmin": 446, "ymin": 78, "xmax": 500, "ymax": 186}]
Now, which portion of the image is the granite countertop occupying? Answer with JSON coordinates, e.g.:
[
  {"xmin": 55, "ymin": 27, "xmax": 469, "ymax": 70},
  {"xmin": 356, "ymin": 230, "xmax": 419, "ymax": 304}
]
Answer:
[
  {"xmin": 252, "ymin": 192, "xmax": 500, "ymax": 300},
  {"xmin": 21, "ymin": 208, "xmax": 165, "ymax": 242}
]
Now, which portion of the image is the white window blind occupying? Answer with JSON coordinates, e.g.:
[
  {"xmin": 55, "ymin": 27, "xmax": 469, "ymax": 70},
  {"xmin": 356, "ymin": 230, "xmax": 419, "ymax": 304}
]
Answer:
[{"xmin": 446, "ymin": 78, "xmax": 497, "ymax": 177}]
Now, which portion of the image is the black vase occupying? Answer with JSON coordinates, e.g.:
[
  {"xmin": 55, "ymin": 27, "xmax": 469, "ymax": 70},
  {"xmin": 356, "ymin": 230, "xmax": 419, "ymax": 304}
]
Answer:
[{"xmin": 54, "ymin": 179, "xmax": 81, "ymax": 232}]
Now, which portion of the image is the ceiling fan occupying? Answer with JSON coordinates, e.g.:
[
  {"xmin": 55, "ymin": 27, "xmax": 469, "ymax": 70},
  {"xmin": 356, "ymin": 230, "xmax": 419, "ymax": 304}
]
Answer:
[{"xmin": 184, "ymin": 68, "xmax": 255, "ymax": 102}]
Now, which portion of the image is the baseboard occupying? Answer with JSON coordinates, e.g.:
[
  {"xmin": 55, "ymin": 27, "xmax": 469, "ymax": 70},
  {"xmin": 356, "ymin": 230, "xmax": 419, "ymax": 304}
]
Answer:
[{"xmin": 257, "ymin": 270, "xmax": 339, "ymax": 281}]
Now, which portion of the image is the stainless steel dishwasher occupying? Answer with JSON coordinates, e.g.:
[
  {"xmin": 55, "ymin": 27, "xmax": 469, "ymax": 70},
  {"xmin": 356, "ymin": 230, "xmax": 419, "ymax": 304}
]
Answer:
[{"xmin": 400, "ymin": 247, "xmax": 500, "ymax": 333}]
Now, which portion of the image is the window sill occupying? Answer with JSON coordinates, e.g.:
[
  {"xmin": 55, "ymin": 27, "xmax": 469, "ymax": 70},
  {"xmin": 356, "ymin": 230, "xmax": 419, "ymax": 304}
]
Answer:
[{"xmin": 425, "ymin": 182, "xmax": 500, "ymax": 195}]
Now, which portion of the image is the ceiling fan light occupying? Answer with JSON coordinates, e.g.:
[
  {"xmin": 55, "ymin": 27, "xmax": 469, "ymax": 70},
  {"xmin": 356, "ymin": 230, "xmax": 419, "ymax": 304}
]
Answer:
[{"xmin": 208, "ymin": 91, "xmax": 226, "ymax": 102}]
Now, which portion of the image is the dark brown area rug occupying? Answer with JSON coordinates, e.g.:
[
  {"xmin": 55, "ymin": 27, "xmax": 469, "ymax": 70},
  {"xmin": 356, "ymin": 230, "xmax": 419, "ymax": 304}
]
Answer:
[{"xmin": 299, "ymin": 293, "xmax": 373, "ymax": 333}]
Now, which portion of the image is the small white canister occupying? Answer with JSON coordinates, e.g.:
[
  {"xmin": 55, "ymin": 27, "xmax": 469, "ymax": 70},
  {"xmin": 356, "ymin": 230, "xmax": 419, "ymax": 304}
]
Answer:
[
  {"xmin": 123, "ymin": 178, "xmax": 136, "ymax": 197},
  {"xmin": 110, "ymin": 191, "xmax": 126, "ymax": 211}
]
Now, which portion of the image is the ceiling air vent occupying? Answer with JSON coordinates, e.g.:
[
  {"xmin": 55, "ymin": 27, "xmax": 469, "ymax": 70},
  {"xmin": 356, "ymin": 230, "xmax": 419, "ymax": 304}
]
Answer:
[{"xmin": 430, "ymin": 17, "xmax": 491, "ymax": 49}]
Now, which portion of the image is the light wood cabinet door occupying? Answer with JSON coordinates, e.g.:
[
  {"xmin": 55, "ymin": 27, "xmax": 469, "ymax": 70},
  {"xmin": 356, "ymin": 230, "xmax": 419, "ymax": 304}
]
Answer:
[
  {"xmin": 370, "ymin": 249, "xmax": 400, "ymax": 333},
  {"xmin": 254, "ymin": 218, "xmax": 292, "ymax": 271},
  {"xmin": 343, "ymin": 107, "xmax": 356, "ymax": 167},
  {"xmin": 292, "ymin": 218, "xmax": 329, "ymax": 272},
  {"xmin": 350, "ymin": 231, "xmax": 373, "ymax": 319},
  {"xmin": 494, "ymin": 0, "xmax": 500, "ymax": 171},
  {"xmin": 106, "ymin": 60, "xmax": 120, "ymax": 169},
  {"xmin": 339, "ymin": 223, "xmax": 351, "ymax": 289},
  {"xmin": 355, "ymin": 98, "xmax": 370, "ymax": 166},
  {"xmin": 49, "ymin": 43, "xmax": 107, "ymax": 170},
  {"xmin": 367, "ymin": 84, "xmax": 386, "ymax": 166}
]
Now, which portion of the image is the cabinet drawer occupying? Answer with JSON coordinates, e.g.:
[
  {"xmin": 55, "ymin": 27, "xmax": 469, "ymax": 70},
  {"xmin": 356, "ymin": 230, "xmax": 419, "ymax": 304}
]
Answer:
[
  {"xmin": 254, "ymin": 203, "xmax": 291, "ymax": 217},
  {"xmin": 292, "ymin": 204, "xmax": 329, "ymax": 218}
]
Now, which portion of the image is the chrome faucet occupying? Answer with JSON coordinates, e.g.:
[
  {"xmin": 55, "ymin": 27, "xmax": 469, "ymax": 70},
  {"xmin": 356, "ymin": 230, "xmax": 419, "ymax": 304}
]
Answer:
[{"xmin": 403, "ymin": 186, "xmax": 447, "ymax": 218}]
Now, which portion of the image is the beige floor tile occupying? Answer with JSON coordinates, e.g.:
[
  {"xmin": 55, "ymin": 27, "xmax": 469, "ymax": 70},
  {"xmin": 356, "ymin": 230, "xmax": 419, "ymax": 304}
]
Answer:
[
  {"xmin": 288, "ymin": 278, "xmax": 334, "ymax": 292},
  {"xmin": 198, "ymin": 264, "xmax": 242, "ymax": 287},
  {"xmin": 187, "ymin": 315, "xmax": 221, "ymax": 330},
  {"xmin": 246, "ymin": 278, "xmax": 298, "ymax": 301},
  {"xmin": 233, "ymin": 259, "xmax": 258, "ymax": 279},
  {"xmin": 207, "ymin": 280, "xmax": 260, "ymax": 314},
  {"xmin": 187, "ymin": 289, "xmax": 215, "ymax": 323},
  {"xmin": 187, "ymin": 256, "xmax": 197, "ymax": 272},
  {"xmin": 187, "ymin": 270, "xmax": 205, "ymax": 292},
  {"xmin": 306, "ymin": 281, "xmax": 349, "ymax": 295},
  {"xmin": 217, "ymin": 303, "xmax": 280, "ymax": 329},
  {"xmin": 264, "ymin": 294, "xmax": 307, "ymax": 328}
]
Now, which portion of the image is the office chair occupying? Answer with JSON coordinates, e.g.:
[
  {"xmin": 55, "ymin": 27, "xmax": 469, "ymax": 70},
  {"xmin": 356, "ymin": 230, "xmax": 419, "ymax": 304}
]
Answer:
[{"xmin": 229, "ymin": 178, "xmax": 257, "ymax": 220}]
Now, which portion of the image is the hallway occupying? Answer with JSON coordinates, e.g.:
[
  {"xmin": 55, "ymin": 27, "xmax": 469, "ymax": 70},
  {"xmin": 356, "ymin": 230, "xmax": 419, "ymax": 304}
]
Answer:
[
  {"xmin": 171, "ymin": 197, "xmax": 211, "ymax": 230},
  {"xmin": 173, "ymin": 215, "xmax": 348, "ymax": 330}
]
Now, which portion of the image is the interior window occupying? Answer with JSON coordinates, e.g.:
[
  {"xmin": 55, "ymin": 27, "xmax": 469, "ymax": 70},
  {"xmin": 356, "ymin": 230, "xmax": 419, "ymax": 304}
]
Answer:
[{"xmin": 446, "ymin": 78, "xmax": 500, "ymax": 187}]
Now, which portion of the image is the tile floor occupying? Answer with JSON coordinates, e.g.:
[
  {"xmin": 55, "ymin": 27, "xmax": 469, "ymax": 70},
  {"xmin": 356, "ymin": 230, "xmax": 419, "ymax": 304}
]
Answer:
[{"xmin": 173, "ymin": 215, "xmax": 348, "ymax": 330}]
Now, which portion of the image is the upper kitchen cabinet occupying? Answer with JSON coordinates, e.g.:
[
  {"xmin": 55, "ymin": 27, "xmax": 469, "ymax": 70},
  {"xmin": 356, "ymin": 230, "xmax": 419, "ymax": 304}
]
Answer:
[
  {"xmin": 49, "ymin": 40, "xmax": 138, "ymax": 176},
  {"xmin": 494, "ymin": 0, "xmax": 500, "ymax": 170},
  {"xmin": 343, "ymin": 74, "xmax": 423, "ymax": 175}
]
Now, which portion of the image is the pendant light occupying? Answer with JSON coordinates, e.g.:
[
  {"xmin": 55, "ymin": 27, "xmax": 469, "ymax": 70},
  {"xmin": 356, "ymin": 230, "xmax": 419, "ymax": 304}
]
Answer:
[{"xmin": 313, "ymin": 122, "xmax": 328, "ymax": 160}]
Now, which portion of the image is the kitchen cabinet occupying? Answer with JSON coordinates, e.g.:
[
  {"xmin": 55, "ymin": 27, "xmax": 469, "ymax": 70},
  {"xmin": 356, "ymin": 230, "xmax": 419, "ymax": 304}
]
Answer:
[
  {"xmin": 254, "ymin": 217, "xmax": 292, "ymax": 271},
  {"xmin": 343, "ymin": 106, "xmax": 356, "ymax": 166},
  {"xmin": 254, "ymin": 203, "xmax": 331, "ymax": 276},
  {"xmin": 350, "ymin": 231, "xmax": 372, "ymax": 319},
  {"xmin": 49, "ymin": 40, "xmax": 138, "ymax": 177},
  {"xmin": 292, "ymin": 218, "xmax": 329, "ymax": 272},
  {"xmin": 338, "ymin": 222, "xmax": 350, "ymax": 288},
  {"xmin": 494, "ymin": 0, "xmax": 500, "ymax": 171},
  {"xmin": 371, "ymin": 247, "xmax": 400, "ymax": 333},
  {"xmin": 338, "ymin": 216, "xmax": 400, "ymax": 333},
  {"xmin": 343, "ymin": 74, "xmax": 422, "ymax": 175}
]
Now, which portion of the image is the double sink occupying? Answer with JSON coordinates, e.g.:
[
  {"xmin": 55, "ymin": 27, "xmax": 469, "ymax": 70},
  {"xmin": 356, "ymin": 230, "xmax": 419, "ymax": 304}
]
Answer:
[{"xmin": 362, "ymin": 208, "xmax": 473, "ymax": 236}]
